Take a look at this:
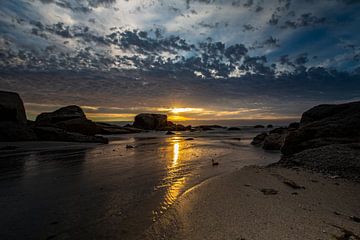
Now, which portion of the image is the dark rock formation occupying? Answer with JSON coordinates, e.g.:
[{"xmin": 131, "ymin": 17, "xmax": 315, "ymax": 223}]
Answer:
[
  {"xmin": 132, "ymin": 113, "xmax": 190, "ymax": 131},
  {"xmin": 288, "ymin": 122, "xmax": 300, "ymax": 130},
  {"xmin": 263, "ymin": 132, "xmax": 287, "ymax": 150},
  {"xmin": 278, "ymin": 143, "xmax": 360, "ymax": 181},
  {"xmin": 228, "ymin": 127, "xmax": 241, "ymax": 131},
  {"xmin": 254, "ymin": 125, "xmax": 265, "ymax": 128},
  {"xmin": 96, "ymin": 122, "xmax": 142, "ymax": 135},
  {"xmin": 35, "ymin": 105, "xmax": 101, "ymax": 136},
  {"xmin": 34, "ymin": 127, "xmax": 108, "ymax": 143},
  {"xmin": 163, "ymin": 121, "xmax": 187, "ymax": 131},
  {"xmin": 0, "ymin": 91, "xmax": 37, "ymax": 141},
  {"xmin": 0, "ymin": 91, "xmax": 27, "ymax": 125},
  {"xmin": 194, "ymin": 125, "xmax": 225, "ymax": 131},
  {"xmin": 133, "ymin": 113, "xmax": 168, "ymax": 130},
  {"xmin": 0, "ymin": 122, "xmax": 37, "ymax": 141},
  {"xmin": 282, "ymin": 101, "xmax": 360, "ymax": 155},
  {"xmin": 165, "ymin": 131, "xmax": 175, "ymax": 135},
  {"xmin": 252, "ymin": 127, "xmax": 289, "ymax": 150},
  {"xmin": 251, "ymin": 132, "xmax": 268, "ymax": 146},
  {"xmin": 267, "ymin": 124, "xmax": 273, "ymax": 128}
]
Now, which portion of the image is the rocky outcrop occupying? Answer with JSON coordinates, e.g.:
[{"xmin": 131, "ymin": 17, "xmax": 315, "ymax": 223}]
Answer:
[
  {"xmin": 35, "ymin": 105, "xmax": 101, "ymax": 136},
  {"xmin": 251, "ymin": 132, "xmax": 268, "ymax": 146},
  {"xmin": 0, "ymin": 91, "xmax": 37, "ymax": 141},
  {"xmin": 278, "ymin": 143, "xmax": 360, "ymax": 181},
  {"xmin": 133, "ymin": 113, "xmax": 168, "ymax": 130},
  {"xmin": 0, "ymin": 91, "xmax": 27, "ymax": 125},
  {"xmin": 254, "ymin": 125, "xmax": 265, "ymax": 128},
  {"xmin": 34, "ymin": 127, "xmax": 108, "ymax": 143},
  {"xmin": 252, "ymin": 127, "xmax": 289, "ymax": 150},
  {"xmin": 96, "ymin": 122, "xmax": 142, "ymax": 135},
  {"xmin": 281, "ymin": 101, "xmax": 360, "ymax": 155},
  {"xmin": 133, "ymin": 113, "xmax": 190, "ymax": 131},
  {"xmin": 228, "ymin": 127, "xmax": 241, "ymax": 131},
  {"xmin": 288, "ymin": 122, "xmax": 300, "ymax": 130}
]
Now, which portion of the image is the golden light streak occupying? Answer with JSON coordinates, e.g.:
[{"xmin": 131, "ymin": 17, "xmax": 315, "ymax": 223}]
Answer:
[{"xmin": 173, "ymin": 142, "xmax": 179, "ymax": 165}]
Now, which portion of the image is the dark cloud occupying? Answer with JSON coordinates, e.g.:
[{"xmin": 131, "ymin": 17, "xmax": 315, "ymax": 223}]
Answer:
[{"xmin": 282, "ymin": 13, "xmax": 326, "ymax": 29}]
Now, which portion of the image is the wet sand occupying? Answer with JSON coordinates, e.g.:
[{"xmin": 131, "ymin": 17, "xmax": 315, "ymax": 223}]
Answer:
[
  {"xmin": 0, "ymin": 129, "xmax": 279, "ymax": 239},
  {"xmin": 145, "ymin": 166, "xmax": 360, "ymax": 240}
]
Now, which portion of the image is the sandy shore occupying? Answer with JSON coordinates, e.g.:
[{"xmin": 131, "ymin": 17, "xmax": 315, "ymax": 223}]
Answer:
[{"xmin": 145, "ymin": 166, "xmax": 360, "ymax": 240}]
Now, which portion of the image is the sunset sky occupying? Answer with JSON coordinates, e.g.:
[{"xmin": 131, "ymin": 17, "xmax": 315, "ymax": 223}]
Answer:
[{"xmin": 1, "ymin": 0, "xmax": 360, "ymax": 122}]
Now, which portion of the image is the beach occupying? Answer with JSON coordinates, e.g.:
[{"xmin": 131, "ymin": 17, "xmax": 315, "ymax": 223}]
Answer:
[
  {"xmin": 0, "ymin": 128, "xmax": 280, "ymax": 240},
  {"xmin": 145, "ymin": 165, "xmax": 360, "ymax": 240}
]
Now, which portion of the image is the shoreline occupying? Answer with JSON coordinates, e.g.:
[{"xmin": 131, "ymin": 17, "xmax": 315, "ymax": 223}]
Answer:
[{"xmin": 144, "ymin": 165, "xmax": 360, "ymax": 240}]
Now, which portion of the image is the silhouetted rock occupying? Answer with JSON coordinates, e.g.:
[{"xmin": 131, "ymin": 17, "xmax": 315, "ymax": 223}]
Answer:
[
  {"xmin": 267, "ymin": 124, "xmax": 273, "ymax": 128},
  {"xmin": 133, "ymin": 113, "xmax": 168, "ymax": 130},
  {"xmin": 0, "ymin": 91, "xmax": 37, "ymax": 141},
  {"xmin": 278, "ymin": 143, "xmax": 360, "ymax": 181},
  {"xmin": 263, "ymin": 132, "xmax": 287, "ymax": 150},
  {"xmin": 34, "ymin": 127, "xmax": 108, "ymax": 143},
  {"xmin": 35, "ymin": 105, "xmax": 101, "ymax": 136},
  {"xmin": 251, "ymin": 127, "xmax": 289, "ymax": 150},
  {"xmin": 228, "ymin": 127, "xmax": 241, "ymax": 131},
  {"xmin": 251, "ymin": 132, "xmax": 268, "ymax": 145},
  {"xmin": 288, "ymin": 122, "xmax": 300, "ymax": 130},
  {"xmin": 282, "ymin": 101, "xmax": 360, "ymax": 155},
  {"xmin": 165, "ymin": 131, "xmax": 175, "ymax": 135},
  {"xmin": 0, "ymin": 91, "xmax": 27, "ymax": 125},
  {"xmin": 194, "ymin": 125, "xmax": 225, "ymax": 131},
  {"xmin": 163, "ymin": 121, "xmax": 187, "ymax": 131},
  {"xmin": 96, "ymin": 122, "xmax": 142, "ymax": 134},
  {"xmin": 0, "ymin": 122, "xmax": 37, "ymax": 141},
  {"xmin": 254, "ymin": 125, "xmax": 265, "ymax": 128}
]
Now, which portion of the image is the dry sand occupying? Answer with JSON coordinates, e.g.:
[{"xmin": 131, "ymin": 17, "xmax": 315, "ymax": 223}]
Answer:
[{"xmin": 145, "ymin": 166, "xmax": 360, "ymax": 240}]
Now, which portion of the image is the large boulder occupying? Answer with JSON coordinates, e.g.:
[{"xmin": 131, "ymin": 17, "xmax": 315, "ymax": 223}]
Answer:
[
  {"xmin": 251, "ymin": 132, "xmax": 268, "ymax": 146},
  {"xmin": 263, "ymin": 132, "xmax": 287, "ymax": 150},
  {"xmin": 0, "ymin": 91, "xmax": 27, "ymax": 125},
  {"xmin": 35, "ymin": 105, "xmax": 101, "ymax": 136},
  {"xmin": 278, "ymin": 143, "xmax": 360, "ymax": 181},
  {"xmin": 133, "ymin": 113, "xmax": 168, "ymax": 130},
  {"xmin": 0, "ymin": 91, "xmax": 37, "ymax": 141},
  {"xmin": 251, "ymin": 127, "xmax": 289, "ymax": 150},
  {"xmin": 282, "ymin": 101, "xmax": 360, "ymax": 155}
]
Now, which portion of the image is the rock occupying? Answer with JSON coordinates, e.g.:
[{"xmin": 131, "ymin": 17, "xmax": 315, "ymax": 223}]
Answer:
[
  {"xmin": 34, "ymin": 127, "xmax": 108, "ymax": 143},
  {"xmin": 163, "ymin": 121, "xmax": 187, "ymax": 131},
  {"xmin": 260, "ymin": 188, "xmax": 278, "ymax": 195},
  {"xmin": 166, "ymin": 131, "xmax": 175, "ymax": 135},
  {"xmin": 0, "ymin": 122, "xmax": 37, "ymax": 141},
  {"xmin": 254, "ymin": 125, "xmax": 265, "ymax": 128},
  {"xmin": 267, "ymin": 124, "xmax": 273, "ymax": 128},
  {"xmin": 263, "ymin": 132, "xmax": 287, "ymax": 150},
  {"xmin": 251, "ymin": 132, "xmax": 268, "ymax": 146},
  {"xmin": 288, "ymin": 122, "xmax": 300, "ymax": 130},
  {"xmin": 133, "ymin": 113, "xmax": 168, "ymax": 130},
  {"xmin": 35, "ymin": 105, "xmax": 101, "ymax": 136},
  {"xmin": 278, "ymin": 143, "xmax": 360, "ymax": 181},
  {"xmin": 185, "ymin": 138, "xmax": 194, "ymax": 141},
  {"xmin": 96, "ymin": 122, "xmax": 142, "ymax": 135},
  {"xmin": 0, "ymin": 91, "xmax": 37, "ymax": 141},
  {"xmin": 282, "ymin": 179, "xmax": 305, "ymax": 189},
  {"xmin": 269, "ymin": 127, "xmax": 288, "ymax": 134},
  {"xmin": 282, "ymin": 101, "xmax": 360, "ymax": 155},
  {"xmin": 0, "ymin": 91, "xmax": 27, "ymax": 125},
  {"xmin": 228, "ymin": 127, "xmax": 241, "ymax": 131},
  {"xmin": 36, "ymin": 105, "xmax": 86, "ymax": 125}
]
